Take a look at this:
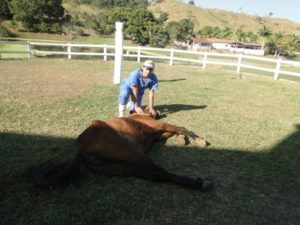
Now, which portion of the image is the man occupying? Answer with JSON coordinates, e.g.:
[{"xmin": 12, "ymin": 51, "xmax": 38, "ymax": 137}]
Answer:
[{"xmin": 118, "ymin": 59, "xmax": 158, "ymax": 117}]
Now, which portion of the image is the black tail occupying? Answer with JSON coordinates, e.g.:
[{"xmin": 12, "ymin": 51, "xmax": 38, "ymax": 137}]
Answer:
[{"xmin": 26, "ymin": 154, "xmax": 82, "ymax": 188}]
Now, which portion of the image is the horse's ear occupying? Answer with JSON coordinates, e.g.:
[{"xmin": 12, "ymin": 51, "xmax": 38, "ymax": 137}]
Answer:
[
  {"xmin": 151, "ymin": 110, "xmax": 163, "ymax": 119},
  {"xmin": 143, "ymin": 107, "xmax": 162, "ymax": 120}
]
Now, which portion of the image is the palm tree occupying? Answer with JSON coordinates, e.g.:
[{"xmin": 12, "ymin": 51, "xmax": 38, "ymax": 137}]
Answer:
[
  {"xmin": 258, "ymin": 26, "xmax": 272, "ymax": 48},
  {"xmin": 235, "ymin": 28, "xmax": 247, "ymax": 42},
  {"xmin": 258, "ymin": 26, "xmax": 272, "ymax": 37},
  {"xmin": 245, "ymin": 31, "xmax": 258, "ymax": 43},
  {"xmin": 219, "ymin": 27, "xmax": 233, "ymax": 39}
]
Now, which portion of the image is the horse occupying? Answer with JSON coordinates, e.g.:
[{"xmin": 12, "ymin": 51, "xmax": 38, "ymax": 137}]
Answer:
[{"xmin": 27, "ymin": 113, "xmax": 213, "ymax": 191}]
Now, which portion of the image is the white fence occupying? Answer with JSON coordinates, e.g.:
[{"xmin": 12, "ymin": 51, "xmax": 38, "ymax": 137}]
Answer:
[{"xmin": 1, "ymin": 40, "xmax": 300, "ymax": 80}]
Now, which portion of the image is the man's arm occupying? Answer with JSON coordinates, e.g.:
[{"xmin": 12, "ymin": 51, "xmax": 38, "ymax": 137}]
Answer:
[
  {"xmin": 148, "ymin": 89, "xmax": 157, "ymax": 117},
  {"xmin": 132, "ymin": 86, "xmax": 143, "ymax": 114}
]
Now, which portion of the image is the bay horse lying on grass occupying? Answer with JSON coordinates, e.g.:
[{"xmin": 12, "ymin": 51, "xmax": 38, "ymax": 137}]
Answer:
[{"xmin": 27, "ymin": 113, "xmax": 213, "ymax": 191}]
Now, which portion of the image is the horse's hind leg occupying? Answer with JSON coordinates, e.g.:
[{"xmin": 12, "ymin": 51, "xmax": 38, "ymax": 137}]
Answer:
[
  {"xmin": 82, "ymin": 155, "xmax": 212, "ymax": 191},
  {"xmin": 131, "ymin": 162, "xmax": 213, "ymax": 191}
]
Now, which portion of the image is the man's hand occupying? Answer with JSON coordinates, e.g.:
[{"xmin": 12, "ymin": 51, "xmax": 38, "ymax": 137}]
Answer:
[
  {"xmin": 134, "ymin": 106, "xmax": 144, "ymax": 114},
  {"xmin": 148, "ymin": 107, "xmax": 157, "ymax": 118}
]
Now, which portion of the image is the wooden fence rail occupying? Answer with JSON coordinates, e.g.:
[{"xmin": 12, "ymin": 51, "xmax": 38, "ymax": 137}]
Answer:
[{"xmin": 1, "ymin": 40, "xmax": 300, "ymax": 80}]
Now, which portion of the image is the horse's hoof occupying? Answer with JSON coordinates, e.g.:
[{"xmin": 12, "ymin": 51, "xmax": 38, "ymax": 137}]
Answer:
[
  {"xmin": 176, "ymin": 135, "xmax": 186, "ymax": 146},
  {"xmin": 195, "ymin": 138, "xmax": 207, "ymax": 148}
]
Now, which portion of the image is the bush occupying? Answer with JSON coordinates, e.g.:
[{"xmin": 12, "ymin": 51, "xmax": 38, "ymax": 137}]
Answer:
[
  {"xmin": 38, "ymin": 22, "xmax": 49, "ymax": 33},
  {"xmin": 77, "ymin": 29, "xmax": 85, "ymax": 36},
  {"xmin": 50, "ymin": 23, "xmax": 63, "ymax": 34},
  {"xmin": 0, "ymin": 25, "xmax": 16, "ymax": 37}
]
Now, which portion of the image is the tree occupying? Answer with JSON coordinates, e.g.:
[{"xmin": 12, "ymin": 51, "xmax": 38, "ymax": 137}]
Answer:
[
  {"xmin": 157, "ymin": 12, "xmax": 169, "ymax": 26},
  {"xmin": 126, "ymin": 8, "xmax": 156, "ymax": 45},
  {"xmin": 219, "ymin": 27, "xmax": 233, "ymax": 39},
  {"xmin": 198, "ymin": 26, "xmax": 213, "ymax": 37},
  {"xmin": 188, "ymin": 0, "xmax": 195, "ymax": 5},
  {"xmin": 107, "ymin": 7, "xmax": 157, "ymax": 45},
  {"xmin": 92, "ymin": 0, "xmax": 148, "ymax": 8},
  {"xmin": 148, "ymin": 11, "xmax": 170, "ymax": 47},
  {"xmin": 149, "ymin": 24, "xmax": 170, "ymax": 47},
  {"xmin": 245, "ymin": 31, "xmax": 258, "ymax": 43},
  {"xmin": 107, "ymin": 7, "xmax": 131, "ymax": 28},
  {"xmin": 234, "ymin": 28, "xmax": 247, "ymax": 42},
  {"xmin": 0, "ymin": 0, "xmax": 12, "ymax": 20},
  {"xmin": 9, "ymin": 0, "xmax": 65, "ymax": 32},
  {"xmin": 166, "ymin": 21, "xmax": 180, "ymax": 41},
  {"xmin": 198, "ymin": 26, "xmax": 232, "ymax": 39},
  {"xmin": 267, "ymin": 33, "xmax": 300, "ymax": 56},
  {"xmin": 176, "ymin": 19, "xmax": 194, "ymax": 41},
  {"xmin": 258, "ymin": 25, "xmax": 272, "ymax": 47},
  {"xmin": 211, "ymin": 26, "xmax": 222, "ymax": 38},
  {"xmin": 85, "ymin": 16, "xmax": 100, "ymax": 35},
  {"xmin": 258, "ymin": 26, "xmax": 272, "ymax": 38}
]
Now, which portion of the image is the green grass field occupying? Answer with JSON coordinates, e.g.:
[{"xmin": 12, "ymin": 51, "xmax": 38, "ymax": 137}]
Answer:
[{"xmin": 0, "ymin": 59, "xmax": 300, "ymax": 225}]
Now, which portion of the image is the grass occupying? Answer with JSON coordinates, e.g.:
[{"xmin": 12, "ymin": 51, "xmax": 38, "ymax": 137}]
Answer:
[
  {"xmin": 0, "ymin": 42, "xmax": 28, "ymax": 59},
  {"xmin": 1, "ymin": 58, "xmax": 300, "ymax": 225}
]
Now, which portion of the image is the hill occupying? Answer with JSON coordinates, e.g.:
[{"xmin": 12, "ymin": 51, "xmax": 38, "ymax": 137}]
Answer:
[
  {"xmin": 2, "ymin": 0, "xmax": 300, "ymax": 43},
  {"xmin": 148, "ymin": 0, "xmax": 300, "ymax": 35}
]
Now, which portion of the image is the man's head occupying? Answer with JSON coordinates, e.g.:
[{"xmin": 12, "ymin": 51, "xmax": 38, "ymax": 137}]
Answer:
[{"xmin": 142, "ymin": 60, "xmax": 155, "ymax": 78}]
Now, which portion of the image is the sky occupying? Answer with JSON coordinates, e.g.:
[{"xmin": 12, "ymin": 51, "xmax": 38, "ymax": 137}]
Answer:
[{"xmin": 184, "ymin": 0, "xmax": 300, "ymax": 23}]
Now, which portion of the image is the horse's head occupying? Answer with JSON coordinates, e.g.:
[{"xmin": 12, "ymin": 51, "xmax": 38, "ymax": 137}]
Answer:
[{"xmin": 129, "ymin": 109, "xmax": 162, "ymax": 120}]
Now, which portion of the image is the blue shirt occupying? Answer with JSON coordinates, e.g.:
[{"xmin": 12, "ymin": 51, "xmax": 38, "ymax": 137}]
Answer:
[{"xmin": 124, "ymin": 68, "xmax": 158, "ymax": 94}]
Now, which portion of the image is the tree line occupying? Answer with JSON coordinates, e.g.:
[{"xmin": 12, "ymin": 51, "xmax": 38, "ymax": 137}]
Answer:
[{"xmin": 1, "ymin": 0, "xmax": 299, "ymax": 55}]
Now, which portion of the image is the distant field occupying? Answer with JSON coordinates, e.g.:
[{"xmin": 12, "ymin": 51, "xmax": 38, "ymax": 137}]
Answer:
[{"xmin": 0, "ymin": 59, "xmax": 300, "ymax": 225}]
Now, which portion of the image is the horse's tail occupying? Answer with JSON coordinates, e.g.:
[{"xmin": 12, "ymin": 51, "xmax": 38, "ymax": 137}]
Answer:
[{"xmin": 26, "ymin": 154, "xmax": 82, "ymax": 188}]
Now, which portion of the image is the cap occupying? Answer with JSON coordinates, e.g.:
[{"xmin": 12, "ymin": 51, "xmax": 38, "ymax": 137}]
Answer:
[{"xmin": 143, "ymin": 60, "xmax": 155, "ymax": 69}]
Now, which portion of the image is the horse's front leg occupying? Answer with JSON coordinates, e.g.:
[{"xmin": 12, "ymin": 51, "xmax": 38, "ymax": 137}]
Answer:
[
  {"xmin": 160, "ymin": 123, "xmax": 208, "ymax": 147},
  {"xmin": 160, "ymin": 123, "xmax": 201, "ymax": 139}
]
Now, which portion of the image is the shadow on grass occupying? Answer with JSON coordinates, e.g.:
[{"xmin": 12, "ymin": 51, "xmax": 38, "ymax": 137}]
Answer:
[
  {"xmin": 158, "ymin": 78, "xmax": 187, "ymax": 82},
  {"xmin": 156, "ymin": 104, "xmax": 207, "ymax": 115},
  {"xmin": 0, "ymin": 125, "xmax": 299, "ymax": 225}
]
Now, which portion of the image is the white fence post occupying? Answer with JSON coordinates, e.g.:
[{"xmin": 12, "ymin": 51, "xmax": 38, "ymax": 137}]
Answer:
[
  {"xmin": 27, "ymin": 41, "xmax": 31, "ymax": 59},
  {"xmin": 137, "ymin": 46, "xmax": 141, "ymax": 63},
  {"xmin": 67, "ymin": 43, "xmax": 72, "ymax": 59},
  {"xmin": 202, "ymin": 52, "xmax": 208, "ymax": 69},
  {"xmin": 237, "ymin": 54, "xmax": 242, "ymax": 73},
  {"xmin": 113, "ymin": 22, "xmax": 123, "ymax": 84},
  {"xmin": 169, "ymin": 48, "xmax": 174, "ymax": 66},
  {"xmin": 103, "ymin": 44, "xmax": 107, "ymax": 61},
  {"xmin": 274, "ymin": 58, "xmax": 281, "ymax": 80}
]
